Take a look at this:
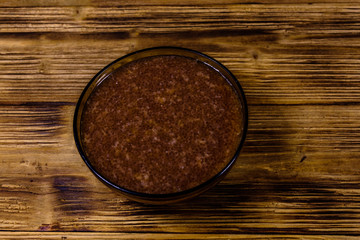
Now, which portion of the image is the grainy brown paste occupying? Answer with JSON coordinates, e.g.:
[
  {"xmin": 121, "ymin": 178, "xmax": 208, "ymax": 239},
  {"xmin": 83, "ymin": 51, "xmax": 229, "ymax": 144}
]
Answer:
[{"xmin": 81, "ymin": 55, "xmax": 243, "ymax": 194}]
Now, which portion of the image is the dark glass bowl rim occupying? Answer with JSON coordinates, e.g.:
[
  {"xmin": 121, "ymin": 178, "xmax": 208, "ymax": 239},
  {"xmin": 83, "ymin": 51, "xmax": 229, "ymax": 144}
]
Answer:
[{"xmin": 73, "ymin": 46, "xmax": 248, "ymax": 200}]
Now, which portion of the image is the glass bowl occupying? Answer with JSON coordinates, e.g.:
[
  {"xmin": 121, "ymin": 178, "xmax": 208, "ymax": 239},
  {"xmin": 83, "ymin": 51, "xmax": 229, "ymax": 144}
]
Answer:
[{"xmin": 73, "ymin": 46, "xmax": 248, "ymax": 204}]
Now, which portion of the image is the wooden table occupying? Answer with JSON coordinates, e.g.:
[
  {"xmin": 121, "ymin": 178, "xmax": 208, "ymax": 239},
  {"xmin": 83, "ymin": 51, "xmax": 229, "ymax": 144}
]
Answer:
[{"xmin": 1, "ymin": 0, "xmax": 360, "ymax": 239}]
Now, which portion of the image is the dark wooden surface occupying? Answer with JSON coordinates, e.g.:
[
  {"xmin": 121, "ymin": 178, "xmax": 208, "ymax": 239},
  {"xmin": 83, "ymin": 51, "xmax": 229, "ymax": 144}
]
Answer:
[{"xmin": 1, "ymin": 0, "xmax": 360, "ymax": 239}]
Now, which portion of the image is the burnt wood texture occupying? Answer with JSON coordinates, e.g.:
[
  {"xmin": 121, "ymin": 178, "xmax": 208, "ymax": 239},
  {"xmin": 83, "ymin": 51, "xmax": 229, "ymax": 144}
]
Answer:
[{"xmin": 1, "ymin": 0, "xmax": 360, "ymax": 239}]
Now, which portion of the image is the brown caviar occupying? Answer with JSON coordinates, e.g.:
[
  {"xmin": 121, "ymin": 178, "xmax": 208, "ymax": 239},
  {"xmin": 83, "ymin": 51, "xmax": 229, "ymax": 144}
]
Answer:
[{"xmin": 81, "ymin": 55, "xmax": 243, "ymax": 194}]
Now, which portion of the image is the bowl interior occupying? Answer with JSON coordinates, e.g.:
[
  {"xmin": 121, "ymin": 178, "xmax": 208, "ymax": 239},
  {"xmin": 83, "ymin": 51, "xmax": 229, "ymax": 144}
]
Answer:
[{"xmin": 73, "ymin": 47, "xmax": 248, "ymax": 203}]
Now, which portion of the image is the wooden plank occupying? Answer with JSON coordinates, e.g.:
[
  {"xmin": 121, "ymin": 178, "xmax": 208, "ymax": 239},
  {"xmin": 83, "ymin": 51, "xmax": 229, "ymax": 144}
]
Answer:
[
  {"xmin": 1, "ymin": 175, "xmax": 360, "ymax": 234},
  {"xmin": 0, "ymin": 37, "xmax": 359, "ymax": 104},
  {"xmin": 0, "ymin": 232, "xmax": 359, "ymax": 240},
  {"xmin": 0, "ymin": 4, "xmax": 359, "ymax": 34}
]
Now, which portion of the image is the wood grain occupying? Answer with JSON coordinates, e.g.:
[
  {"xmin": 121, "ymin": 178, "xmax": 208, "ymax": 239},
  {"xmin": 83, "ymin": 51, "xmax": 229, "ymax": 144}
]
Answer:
[{"xmin": 1, "ymin": 0, "xmax": 360, "ymax": 238}]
